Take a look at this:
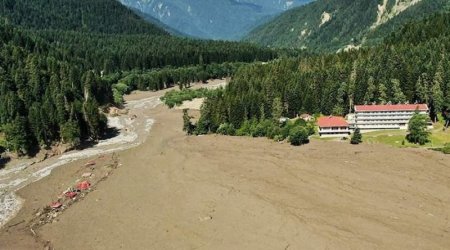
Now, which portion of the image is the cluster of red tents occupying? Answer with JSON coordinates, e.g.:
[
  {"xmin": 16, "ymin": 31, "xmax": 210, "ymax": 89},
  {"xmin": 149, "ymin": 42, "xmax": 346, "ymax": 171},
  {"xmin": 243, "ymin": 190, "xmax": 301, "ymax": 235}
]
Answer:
[{"xmin": 49, "ymin": 181, "xmax": 91, "ymax": 210}]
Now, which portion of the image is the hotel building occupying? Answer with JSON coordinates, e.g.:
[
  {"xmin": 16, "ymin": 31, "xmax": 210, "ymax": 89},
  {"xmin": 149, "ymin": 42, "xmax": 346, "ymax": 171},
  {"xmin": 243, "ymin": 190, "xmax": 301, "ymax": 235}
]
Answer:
[{"xmin": 351, "ymin": 104, "xmax": 429, "ymax": 130}]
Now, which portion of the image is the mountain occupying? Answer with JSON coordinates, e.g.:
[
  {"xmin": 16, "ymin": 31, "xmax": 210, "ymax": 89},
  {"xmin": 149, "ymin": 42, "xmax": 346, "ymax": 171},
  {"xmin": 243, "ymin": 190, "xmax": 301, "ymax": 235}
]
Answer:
[
  {"xmin": 245, "ymin": 0, "xmax": 450, "ymax": 51},
  {"xmin": 0, "ymin": 0, "xmax": 168, "ymax": 35},
  {"xmin": 130, "ymin": 7, "xmax": 192, "ymax": 37},
  {"xmin": 119, "ymin": 0, "xmax": 313, "ymax": 40}
]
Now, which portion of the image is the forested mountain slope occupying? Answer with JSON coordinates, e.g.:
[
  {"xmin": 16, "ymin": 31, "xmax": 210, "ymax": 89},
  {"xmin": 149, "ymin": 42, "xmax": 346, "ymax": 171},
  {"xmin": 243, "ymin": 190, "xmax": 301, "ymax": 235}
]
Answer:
[
  {"xmin": 0, "ymin": 24, "xmax": 110, "ymax": 155},
  {"xmin": 120, "ymin": 0, "xmax": 312, "ymax": 40},
  {"xmin": 0, "ymin": 0, "xmax": 278, "ymax": 155},
  {"xmin": 246, "ymin": 0, "xmax": 450, "ymax": 51},
  {"xmin": 0, "ymin": 0, "xmax": 168, "ymax": 35},
  {"xmin": 198, "ymin": 12, "xmax": 450, "ymax": 133}
]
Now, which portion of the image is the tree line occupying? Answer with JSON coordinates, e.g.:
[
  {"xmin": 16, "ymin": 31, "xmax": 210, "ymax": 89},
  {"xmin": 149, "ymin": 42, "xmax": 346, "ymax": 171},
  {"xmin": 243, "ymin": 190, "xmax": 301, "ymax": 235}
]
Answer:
[
  {"xmin": 35, "ymin": 30, "xmax": 277, "ymax": 73},
  {"xmin": 197, "ymin": 13, "xmax": 450, "ymax": 134},
  {"xmin": 0, "ymin": 23, "xmax": 280, "ymax": 155},
  {"xmin": 0, "ymin": 24, "xmax": 110, "ymax": 155},
  {"xmin": 108, "ymin": 62, "xmax": 245, "ymax": 105}
]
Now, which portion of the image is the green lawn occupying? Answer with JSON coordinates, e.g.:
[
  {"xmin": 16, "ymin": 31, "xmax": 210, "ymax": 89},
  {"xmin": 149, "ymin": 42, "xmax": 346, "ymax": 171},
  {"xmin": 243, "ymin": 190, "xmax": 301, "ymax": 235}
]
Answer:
[
  {"xmin": 362, "ymin": 122, "xmax": 450, "ymax": 148},
  {"xmin": 312, "ymin": 122, "xmax": 450, "ymax": 148}
]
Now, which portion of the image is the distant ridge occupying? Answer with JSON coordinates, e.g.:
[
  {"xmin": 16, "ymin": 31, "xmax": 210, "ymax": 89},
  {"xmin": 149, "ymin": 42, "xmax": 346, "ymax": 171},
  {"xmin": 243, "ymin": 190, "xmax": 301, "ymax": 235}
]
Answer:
[
  {"xmin": 245, "ymin": 0, "xmax": 449, "ymax": 51},
  {"xmin": 120, "ymin": 0, "xmax": 313, "ymax": 40}
]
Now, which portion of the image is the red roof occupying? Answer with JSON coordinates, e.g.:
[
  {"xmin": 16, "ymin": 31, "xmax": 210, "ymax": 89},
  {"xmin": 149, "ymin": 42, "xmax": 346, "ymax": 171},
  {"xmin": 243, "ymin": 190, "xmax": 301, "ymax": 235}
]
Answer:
[
  {"xmin": 355, "ymin": 104, "xmax": 428, "ymax": 112},
  {"xmin": 317, "ymin": 116, "xmax": 349, "ymax": 127}
]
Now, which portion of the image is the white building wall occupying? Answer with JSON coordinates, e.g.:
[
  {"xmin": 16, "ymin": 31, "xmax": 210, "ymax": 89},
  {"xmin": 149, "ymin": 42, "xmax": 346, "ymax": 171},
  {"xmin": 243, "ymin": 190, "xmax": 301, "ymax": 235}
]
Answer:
[
  {"xmin": 319, "ymin": 127, "xmax": 351, "ymax": 137},
  {"xmin": 353, "ymin": 110, "xmax": 429, "ymax": 130}
]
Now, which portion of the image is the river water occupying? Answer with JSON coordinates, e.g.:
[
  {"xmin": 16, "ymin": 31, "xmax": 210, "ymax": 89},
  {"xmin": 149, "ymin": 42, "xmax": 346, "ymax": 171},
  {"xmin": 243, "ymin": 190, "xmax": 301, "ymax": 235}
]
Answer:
[{"xmin": 0, "ymin": 95, "xmax": 162, "ymax": 228}]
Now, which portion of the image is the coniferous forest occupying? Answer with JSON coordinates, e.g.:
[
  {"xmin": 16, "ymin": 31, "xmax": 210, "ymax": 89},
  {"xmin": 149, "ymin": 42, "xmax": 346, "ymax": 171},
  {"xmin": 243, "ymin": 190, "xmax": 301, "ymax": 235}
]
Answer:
[
  {"xmin": 197, "ymin": 13, "xmax": 450, "ymax": 134},
  {"xmin": 0, "ymin": 0, "xmax": 277, "ymax": 155}
]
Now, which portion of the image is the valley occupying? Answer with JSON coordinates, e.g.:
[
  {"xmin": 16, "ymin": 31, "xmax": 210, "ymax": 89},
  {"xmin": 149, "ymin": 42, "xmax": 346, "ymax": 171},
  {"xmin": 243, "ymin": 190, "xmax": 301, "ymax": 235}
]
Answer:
[
  {"xmin": 0, "ymin": 0, "xmax": 449, "ymax": 249},
  {"xmin": 1, "ymin": 83, "xmax": 450, "ymax": 249},
  {"xmin": 120, "ymin": 0, "xmax": 313, "ymax": 40}
]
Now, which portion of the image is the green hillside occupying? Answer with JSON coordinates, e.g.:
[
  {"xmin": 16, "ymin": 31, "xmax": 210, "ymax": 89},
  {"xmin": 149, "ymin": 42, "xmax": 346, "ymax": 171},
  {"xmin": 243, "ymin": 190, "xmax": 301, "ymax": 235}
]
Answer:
[
  {"xmin": 0, "ymin": 0, "xmax": 168, "ymax": 35},
  {"xmin": 198, "ymin": 12, "xmax": 450, "ymax": 135},
  {"xmin": 246, "ymin": 0, "xmax": 450, "ymax": 51}
]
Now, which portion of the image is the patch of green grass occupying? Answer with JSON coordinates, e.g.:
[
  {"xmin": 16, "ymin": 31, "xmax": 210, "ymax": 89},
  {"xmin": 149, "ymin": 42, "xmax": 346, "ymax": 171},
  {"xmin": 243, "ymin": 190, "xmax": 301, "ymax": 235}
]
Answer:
[
  {"xmin": 161, "ymin": 88, "xmax": 213, "ymax": 108},
  {"xmin": 310, "ymin": 135, "xmax": 340, "ymax": 141},
  {"xmin": 362, "ymin": 124, "xmax": 450, "ymax": 148}
]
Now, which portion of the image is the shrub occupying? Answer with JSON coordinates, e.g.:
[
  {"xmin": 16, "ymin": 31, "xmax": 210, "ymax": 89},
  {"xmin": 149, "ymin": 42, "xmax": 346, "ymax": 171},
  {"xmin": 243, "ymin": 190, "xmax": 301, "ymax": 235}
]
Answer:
[
  {"xmin": 288, "ymin": 127, "xmax": 309, "ymax": 146},
  {"xmin": 236, "ymin": 120, "xmax": 254, "ymax": 136},
  {"xmin": 251, "ymin": 119, "xmax": 274, "ymax": 137},
  {"xmin": 443, "ymin": 143, "xmax": 450, "ymax": 154},
  {"xmin": 266, "ymin": 124, "xmax": 281, "ymax": 139},
  {"xmin": 217, "ymin": 123, "xmax": 236, "ymax": 135},
  {"xmin": 182, "ymin": 109, "xmax": 196, "ymax": 135}
]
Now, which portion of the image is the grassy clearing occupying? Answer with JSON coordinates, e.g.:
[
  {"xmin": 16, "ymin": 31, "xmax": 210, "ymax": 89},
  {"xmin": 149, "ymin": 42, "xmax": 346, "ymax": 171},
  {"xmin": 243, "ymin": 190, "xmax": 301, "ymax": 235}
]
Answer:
[
  {"xmin": 161, "ymin": 88, "xmax": 212, "ymax": 108},
  {"xmin": 312, "ymin": 121, "xmax": 450, "ymax": 149},
  {"xmin": 360, "ymin": 123, "xmax": 450, "ymax": 148}
]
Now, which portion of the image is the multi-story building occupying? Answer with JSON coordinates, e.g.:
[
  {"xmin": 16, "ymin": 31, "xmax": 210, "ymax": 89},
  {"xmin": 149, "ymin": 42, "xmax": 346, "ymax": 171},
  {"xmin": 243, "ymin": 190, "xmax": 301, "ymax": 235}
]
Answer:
[
  {"xmin": 317, "ymin": 116, "xmax": 351, "ymax": 137},
  {"xmin": 351, "ymin": 104, "xmax": 429, "ymax": 130}
]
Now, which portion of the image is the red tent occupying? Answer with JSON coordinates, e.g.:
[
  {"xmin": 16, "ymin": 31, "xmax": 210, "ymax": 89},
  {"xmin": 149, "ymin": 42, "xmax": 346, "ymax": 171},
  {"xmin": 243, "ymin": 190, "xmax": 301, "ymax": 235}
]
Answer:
[
  {"xmin": 76, "ymin": 181, "xmax": 91, "ymax": 190},
  {"xmin": 50, "ymin": 202, "xmax": 63, "ymax": 209},
  {"xmin": 64, "ymin": 191, "xmax": 78, "ymax": 199}
]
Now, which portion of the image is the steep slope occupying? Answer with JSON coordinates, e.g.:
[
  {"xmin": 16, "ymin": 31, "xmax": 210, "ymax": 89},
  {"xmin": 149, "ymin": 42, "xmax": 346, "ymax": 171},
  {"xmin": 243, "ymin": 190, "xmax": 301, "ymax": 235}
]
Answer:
[
  {"xmin": 0, "ymin": 0, "xmax": 168, "ymax": 35},
  {"xmin": 246, "ymin": 0, "xmax": 449, "ymax": 51},
  {"xmin": 130, "ymin": 7, "xmax": 189, "ymax": 37},
  {"xmin": 120, "ymin": 0, "xmax": 312, "ymax": 40}
]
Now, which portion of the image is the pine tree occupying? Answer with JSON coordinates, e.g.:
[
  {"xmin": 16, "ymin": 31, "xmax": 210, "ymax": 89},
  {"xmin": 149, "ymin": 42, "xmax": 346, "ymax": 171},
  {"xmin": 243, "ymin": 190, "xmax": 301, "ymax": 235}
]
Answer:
[
  {"xmin": 271, "ymin": 97, "xmax": 283, "ymax": 121},
  {"xmin": 348, "ymin": 61, "xmax": 357, "ymax": 113},
  {"xmin": 431, "ymin": 62, "xmax": 445, "ymax": 122},
  {"xmin": 363, "ymin": 76, "xmax": 376, "ymax": 104},
  {"xmin": 60, "ymin": 120, "xmax": 81, "ymax": 147},
  {"xmin": 391, "ymin": 79, "xmax": 406, "ymax": 104},
  {"xmin": 3, "ymin": 116, "xmax": 31, "ymax": 155},
  {"xmin": 378, "ymin": 83, "xmax": 388, "ymax": 104},
  {"xmin": 415, "ymin": 74, "xmax": 429, "ymax": 103},
  {"xmin": 350, "ymin": 128, "xmax": 362, "ymax": 145},
  {"xmin": 333, "ymin": 82, "xmax": 347, "ymax": 116}
]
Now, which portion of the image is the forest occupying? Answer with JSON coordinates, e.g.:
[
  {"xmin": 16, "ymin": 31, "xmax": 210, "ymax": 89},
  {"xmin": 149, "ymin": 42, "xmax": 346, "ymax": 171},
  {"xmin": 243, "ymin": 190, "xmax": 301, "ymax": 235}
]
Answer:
[
  {"xmin": 0, "ymin": 0, "xmax": 168, "ymax": 35},
  {"xmin": 110, "ymin": 62, "xmax": 244, "ymax": 106},
  {"xmin": 0, "ymin": 24, "xmax": 109, "ymax": 155},
  {"xmin": 0, "ymin": 0, "xmax": 280, "ymax": 156},
  {"xmin": 198, "ymin": 13, "xmax": 450, "ymax": 135}
]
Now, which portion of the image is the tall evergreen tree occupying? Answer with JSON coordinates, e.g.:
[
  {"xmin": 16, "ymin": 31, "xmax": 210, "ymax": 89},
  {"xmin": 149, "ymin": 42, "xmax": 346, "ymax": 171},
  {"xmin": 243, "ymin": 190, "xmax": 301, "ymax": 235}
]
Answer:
[{"xmin": 407, "ymin": 112, "xmax": 431, "ymax": 145}]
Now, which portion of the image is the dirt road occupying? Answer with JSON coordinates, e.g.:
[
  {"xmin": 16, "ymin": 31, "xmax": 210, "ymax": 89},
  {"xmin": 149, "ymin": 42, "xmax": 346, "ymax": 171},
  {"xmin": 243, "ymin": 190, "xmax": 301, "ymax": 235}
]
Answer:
[{"xmin": 1, "ymin": 81, "xmax": 450, "ymax": 249}]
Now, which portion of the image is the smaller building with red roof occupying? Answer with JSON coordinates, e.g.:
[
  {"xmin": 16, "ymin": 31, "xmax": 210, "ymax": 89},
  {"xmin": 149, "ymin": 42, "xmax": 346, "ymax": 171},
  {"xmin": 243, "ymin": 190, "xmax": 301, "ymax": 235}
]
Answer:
[{"xmin": 317, "ymin": 116, "xmax": 350, "ymax": 137}]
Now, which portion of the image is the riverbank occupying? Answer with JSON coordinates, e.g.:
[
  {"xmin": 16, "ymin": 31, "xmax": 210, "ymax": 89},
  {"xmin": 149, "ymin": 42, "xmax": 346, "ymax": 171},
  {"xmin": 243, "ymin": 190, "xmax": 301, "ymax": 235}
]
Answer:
[{"xmin": 0, "ymin": 80, "xmax": 226, "ymax": 248}]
